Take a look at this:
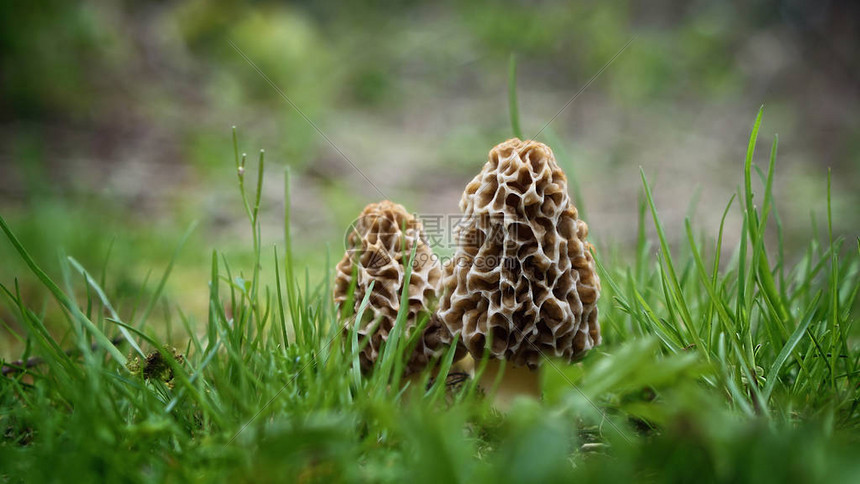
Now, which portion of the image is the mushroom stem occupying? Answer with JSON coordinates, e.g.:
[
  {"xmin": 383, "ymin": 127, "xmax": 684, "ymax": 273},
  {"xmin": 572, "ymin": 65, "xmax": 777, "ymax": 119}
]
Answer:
[{"xmin": 478, "ymin": 358, "xmax": 540, "ymax": 409}]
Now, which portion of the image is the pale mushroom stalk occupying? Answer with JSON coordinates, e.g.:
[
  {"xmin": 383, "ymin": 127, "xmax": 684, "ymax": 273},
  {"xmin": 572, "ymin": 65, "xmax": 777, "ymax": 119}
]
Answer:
[
  {"xmin": 438, "ymin": 138, "xmax": 601, "ymax": 408},
  {"xmin": 478, "ymin": 359, "xmax": 540, "ymax": 408}
]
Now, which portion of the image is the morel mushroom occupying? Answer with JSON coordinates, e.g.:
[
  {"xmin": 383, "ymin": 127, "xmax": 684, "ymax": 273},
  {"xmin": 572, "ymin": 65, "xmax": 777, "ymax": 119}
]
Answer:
[
  {"xmin": 437, "ymin": 138, "xmax": 601, "ymax": 404},
  {"xmin": 333, "ymin": 200, "xmax": 454, "ymax": 375}
]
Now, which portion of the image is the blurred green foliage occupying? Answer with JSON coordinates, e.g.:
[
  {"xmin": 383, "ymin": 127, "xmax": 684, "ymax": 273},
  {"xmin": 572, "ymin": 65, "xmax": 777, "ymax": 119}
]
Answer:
[
  {"xmin": 0, "ymin": 4, "xmax": 858, "ymax": 479},
  {"xmin": 1, "ymin": 104, "xmax": 859, "ymax": 481}
]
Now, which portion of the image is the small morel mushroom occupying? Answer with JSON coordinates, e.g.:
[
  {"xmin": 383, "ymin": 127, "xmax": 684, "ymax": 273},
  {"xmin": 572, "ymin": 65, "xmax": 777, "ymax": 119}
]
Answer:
[
  {"xmin": 333, "ymin": 200, "xmax": 456, "ymax": 376},
  {"xmin": 437, "ymin": 138, "xmax": 601, "ymax": 405}
]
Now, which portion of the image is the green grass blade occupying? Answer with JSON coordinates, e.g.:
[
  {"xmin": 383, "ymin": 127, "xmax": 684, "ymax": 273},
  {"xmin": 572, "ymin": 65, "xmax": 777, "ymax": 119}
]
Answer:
[
  {"xmin": 0, "ymin": 215, "xmax": 126, "ymax": 365},
  {"xmin": 639, "ymin": 169, "xmax": 701, "ymax": 351},
  {"xmin": 68, "ymin": 256, "xmax": 146, "ymax": 358},
  {"xmin": 761, "ymin": 292, "xmax": 820, "ymax": 402},
  {"xmin": 743, "ymin": 106, "xmax": 764, "ymax": 240},
  {"xmin": 350, "ymin": 281, "xmax": 375, "ymax": 391},
  {"xmin": 138, "ymin": 221, "xmax": 198, "ymax": 328},
  {"xmin": 508, "ymin": 52, "xmax": 523, "ymax": 139},
  {"xmin": 273, "ymin": 246, "xmax": 290, "ymax": 349}
]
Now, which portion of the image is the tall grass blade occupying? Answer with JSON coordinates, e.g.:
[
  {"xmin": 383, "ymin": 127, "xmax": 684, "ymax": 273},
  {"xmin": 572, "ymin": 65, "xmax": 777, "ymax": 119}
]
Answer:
[{"xmin": 508, "ymin": 52, "xmax": 523, "ymax": 139}]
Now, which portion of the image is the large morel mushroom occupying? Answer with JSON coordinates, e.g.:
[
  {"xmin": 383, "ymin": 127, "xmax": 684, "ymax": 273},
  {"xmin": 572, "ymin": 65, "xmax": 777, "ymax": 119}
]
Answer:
[
  {"xmin": 333, "ymin": 200, "xmax": 452, "ymax": 375},
  {"xmin": 437, "ymin": 138, "xmax": 601, "ymax": 402}
]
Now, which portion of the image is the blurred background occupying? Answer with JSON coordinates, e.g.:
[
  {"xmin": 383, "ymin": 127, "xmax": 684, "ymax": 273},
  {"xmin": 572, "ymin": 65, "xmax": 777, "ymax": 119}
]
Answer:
[{"xmin": 1, "ymin": 0, "xmax": 858, "ymax": 355}]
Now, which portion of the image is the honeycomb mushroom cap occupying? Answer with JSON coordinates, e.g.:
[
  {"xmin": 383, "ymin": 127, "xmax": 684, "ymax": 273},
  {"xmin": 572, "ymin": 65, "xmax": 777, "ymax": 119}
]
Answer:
[
  {"xmin": 333, "ymin": 201, "xmax": 453, "ymax": 375},
  {"xmin": 438, "ymin": 139, "xmax": 601, "ymax": 368}
]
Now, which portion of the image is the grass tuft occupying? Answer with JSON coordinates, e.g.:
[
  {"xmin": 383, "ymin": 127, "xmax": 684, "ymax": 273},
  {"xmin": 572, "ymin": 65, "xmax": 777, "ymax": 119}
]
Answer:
[{"xmin": 0, "ymin": 114, "xmax": 858, "ymax": 481}]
